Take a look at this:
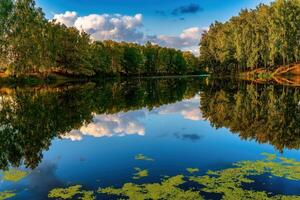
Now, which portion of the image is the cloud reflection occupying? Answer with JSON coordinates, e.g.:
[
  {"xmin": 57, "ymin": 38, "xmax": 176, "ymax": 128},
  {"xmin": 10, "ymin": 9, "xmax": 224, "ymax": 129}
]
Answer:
[
  {"xmin": 153, "ymin": 95, "xmax": 203, "ymax": 121},
  {"xmin": 62, "ymin": 111, "xmax": 146, "ymax": 141},
  {"xmin": 62, "ymin": 95, "xmax": 202, "ymax": 141}
]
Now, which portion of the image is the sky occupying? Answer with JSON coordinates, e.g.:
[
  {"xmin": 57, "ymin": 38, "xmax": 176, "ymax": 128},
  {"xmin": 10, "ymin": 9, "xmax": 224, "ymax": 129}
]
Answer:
[{"xmin": 36, "ymin": 0, "xmax": 272, "ymax": 55}]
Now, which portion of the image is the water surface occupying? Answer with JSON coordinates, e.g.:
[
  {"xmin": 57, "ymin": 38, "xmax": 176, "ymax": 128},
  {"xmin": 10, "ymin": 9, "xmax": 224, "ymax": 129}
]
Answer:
[{"xmin": 1, "ymin": 77, "xmax": 300, "ymax": 199}]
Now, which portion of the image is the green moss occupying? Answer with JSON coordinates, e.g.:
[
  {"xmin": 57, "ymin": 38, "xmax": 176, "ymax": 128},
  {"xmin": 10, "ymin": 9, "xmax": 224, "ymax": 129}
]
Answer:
[
  {"xmin": 133, "ymin": 168, "xmax": 149, "ymax": 180},
  {"xmin": 0, "ymin": 191, "xmax": 16, "ymax": 200},
  {"xmin": 135, "ymin": 154, "xmax": 154, "ymax": 161},
  {"xmin": 186, "ymin": 168, "xmax": 199, "ymax": 174},
  {"xmin": 48, "ymin": 185, "xmax": 96, "ymax": 200},
  {"xmin": 1, "ymin": 169, "xmax": 28, "ymax": 182}
]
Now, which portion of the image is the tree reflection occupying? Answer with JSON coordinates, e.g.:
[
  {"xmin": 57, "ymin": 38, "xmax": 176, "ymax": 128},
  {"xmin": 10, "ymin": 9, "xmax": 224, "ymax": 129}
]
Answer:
[
  {"xmin": 0, "ymin": 77, "xmax": 203, "ymax": 170},
  {"xmin": 200, "ymin": 79, "xmax": 300, "ymax": 152}
]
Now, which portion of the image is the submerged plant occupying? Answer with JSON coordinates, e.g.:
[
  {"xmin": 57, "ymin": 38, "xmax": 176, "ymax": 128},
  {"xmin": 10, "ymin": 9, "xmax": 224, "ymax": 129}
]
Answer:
[
  {"xmin": 135, "ymin": 154, "xmax": 154, "ymax": 161},
  {"xmin": 0, "ymin": 191, "xmax": 16, "ymax": 200},
  {"xmin": 133, "ymin": 168, "xmax": 149, "ymax": 180},
  {"xmin": 1, "ymin": 169, "xmax": 28, "ymax": 182}
]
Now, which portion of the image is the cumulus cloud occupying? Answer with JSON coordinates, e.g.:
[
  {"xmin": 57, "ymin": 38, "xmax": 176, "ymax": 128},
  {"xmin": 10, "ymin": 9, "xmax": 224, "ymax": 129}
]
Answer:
[
  {"xmin": 62, "ymin": 111, "xmax": 146, "ymax": 141},
  {"xmin": 149, "ymin": 27, "xmax": 205, "ymax": 55},
  {"xmin": 53, "ymin": 12, "xmax": 144, "ymax": 42},
  {"xmin": 172, "ymin": 3, "xmax": 203, "ymax": 16},
  {"xmin": 52, "ymin": 11, "xmax": 204, "ymax": 54},
  {"xmin": 53, "ymin": 11, "xmax": 78, "ymax": 27}
]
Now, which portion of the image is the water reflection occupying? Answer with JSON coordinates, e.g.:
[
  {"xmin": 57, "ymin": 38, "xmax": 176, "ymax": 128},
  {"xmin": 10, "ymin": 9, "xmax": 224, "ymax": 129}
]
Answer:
[
  {"xmin": 200, "ymin": 79, "xmax": 300, "ymax": 152},
  {"xmin": 1, "ymin": 77, "xmax": 300, "ymax": 172},
  {"xmin": 0, "ymin": 78, "xmax": 204, "ymax": 170}
]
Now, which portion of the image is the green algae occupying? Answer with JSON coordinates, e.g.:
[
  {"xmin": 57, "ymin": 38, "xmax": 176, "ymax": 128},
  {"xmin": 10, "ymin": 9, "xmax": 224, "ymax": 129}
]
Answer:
[
  {"xmin": 0, "ymin": 191, "xmax": 16, "ymax": 200},
  {"xmin": 48, "ymin": 185, "xmax": 82, "ymax": 199},
  {"xmin": 97, "ymin": 153, "xmax": 300, "ymax": 200},
  {"xmin": 135, "ymin": 154, "xmax": 154, "ymax": 161},
  {"xmin": 186, "ymin": 168, "xmax": 199, "ymax": 174},
  {"xmin": 98, "ymin": 175, "xmax": 203, "ymax": 200},
  {"xmin": 1, "ymin": 169, "xmax": 28, "ymax": 182},
  {"xmin": 48, "ymin": 185, "xmax": 96, "ymax": 200},
  {"xmin": 80, "ymin": 191, "xmax": 95, "ymax": 200},
  {"xmin": 133, "ymin": 167, "xmax": 149, "ymax": 180}
]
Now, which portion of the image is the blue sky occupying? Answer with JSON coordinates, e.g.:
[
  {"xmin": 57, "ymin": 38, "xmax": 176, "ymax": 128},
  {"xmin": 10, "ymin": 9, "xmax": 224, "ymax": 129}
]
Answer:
[{"xmin": 36, "ymin": 0, "xmax": 272, "ymax": 54}]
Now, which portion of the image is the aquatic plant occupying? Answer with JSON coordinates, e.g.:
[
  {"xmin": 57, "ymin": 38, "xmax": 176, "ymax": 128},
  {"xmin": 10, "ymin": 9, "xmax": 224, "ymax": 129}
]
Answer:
[
  {"xmin": 1, "ymin": 169, "xmax": 28, "ymax": 182},
  {"xmin": 98, "ymin": 175, "xmax": 203, "ymax": 200},
  {"xmin": 0, "ymin": 191, "xmax": 16, "ymax": 200},
  {"xmin": 48, "ymin": 185, "xmax": 95, "ymax": 200},
  {"xmin": 186, "ymin": 168, "xmax": 199, "ymax": 174},
  {"xmin": 98, "ymin": 153, "xmax": 300, "ymax": 200},
  {"xmin": 135, "ymin": 154, "xmax": 154, "ymax": 161},
  {"xmin": 133, "ymin": 168, "xmax": 148, "ymax": 180}
]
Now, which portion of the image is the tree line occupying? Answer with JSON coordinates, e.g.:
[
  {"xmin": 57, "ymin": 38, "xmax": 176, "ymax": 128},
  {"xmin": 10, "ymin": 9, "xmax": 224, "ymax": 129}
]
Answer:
[
  {"xmin": 0, "ymin": 0, "xmax": 201, "ymax": 77},
  {"xmin": 199, "ymin": 0, "xmax": 300, "ymax": 74}
]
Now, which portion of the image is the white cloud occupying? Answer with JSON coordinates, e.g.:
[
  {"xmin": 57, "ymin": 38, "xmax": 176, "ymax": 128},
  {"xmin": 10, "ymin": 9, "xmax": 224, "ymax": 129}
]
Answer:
[
  {"xmin": 62, "ymin": 111, "xmax": 145, "ymax": 141},
  {"xmin": 52, "ymin": 11, "xmax": 205, "ymax": 55},
  {"xmin": 53, "ymin": 11, "xmax": 78, "ymax": 27}
]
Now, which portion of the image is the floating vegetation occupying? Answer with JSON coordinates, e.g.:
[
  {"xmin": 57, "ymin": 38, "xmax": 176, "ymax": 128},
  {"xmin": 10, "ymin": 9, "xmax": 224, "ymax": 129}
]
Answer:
[
  {"xmin": 0, "ymin": 191, "xmax": 16, "ymax": 200},
  {"xmin": 98, "ymin": 175, "xmax": 203, "ymax": 200},
  {"xmin": 186, "ymin": 168, "xmax": 199, "ymax": 174},
  {"xmin": 135, "ymin": 154, "xmax": 154, "ymax": 161},
  {"xmin": 48, "ymin": 185, "xmax": 95, "ymax": 200},
  {"xmin": 98, "ymin": 153, "xmax": 300, "ymax": 200},
  {"xmin": 1, "ymin": 169, "xmax": 28, "ymax": 182},
  {"xmin": 133, "ymin": 168, "xmax": 149, "ymax": 180}
]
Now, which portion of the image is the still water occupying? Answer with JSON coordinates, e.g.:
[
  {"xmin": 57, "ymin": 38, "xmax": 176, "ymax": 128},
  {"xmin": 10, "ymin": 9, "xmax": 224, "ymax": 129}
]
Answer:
[{"xmin": 1, "ymin": 77, "xmax": 300, "ymax": 199}]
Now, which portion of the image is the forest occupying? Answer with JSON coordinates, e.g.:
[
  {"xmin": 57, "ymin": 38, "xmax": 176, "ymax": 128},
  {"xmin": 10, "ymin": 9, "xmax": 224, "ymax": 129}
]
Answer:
[
  {"xmin": 199, "ymin": 0, "xmax": 300, "ymax": 74},
  {"xmin": 0, "ymin": 0, "xmax": 201, "ymax": 77}
]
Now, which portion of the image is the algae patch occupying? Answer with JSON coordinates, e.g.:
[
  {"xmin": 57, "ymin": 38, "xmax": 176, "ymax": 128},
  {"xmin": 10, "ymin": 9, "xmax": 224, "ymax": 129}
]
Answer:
[
  {"xmin": 98, "ymin": 153, "xmax": 300, "ymax": 200},
  {"xmin": 48, "ymin": 185, "xmax": 95, "ymax": 200},
  {"xmin": 98, "ymin": 175, "xmax": 203, "ymax": 200},
  {"xmin": 133, "ymin": 168, "xmax": 149, "ymax": 180},
  {"xmin": 1, "ymin": 169, "xmax": 28, "ymax": 182},
  {"xmin": 135, "ymin": 154, "xmax": 154, "ymax": 161},
  {"xmin": 0, "ymin": 191, "xmax": 16, "ymax": 200},
  {"xmin": 186, "ymin": 168, "xmax": 199, "ymax": 174}
]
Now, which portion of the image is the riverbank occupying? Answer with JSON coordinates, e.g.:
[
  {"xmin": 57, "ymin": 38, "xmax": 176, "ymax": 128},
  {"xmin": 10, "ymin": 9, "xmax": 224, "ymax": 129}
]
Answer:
[{"xmin": 239, "ymin": 63, "xmax": 300, "ymax": 86}]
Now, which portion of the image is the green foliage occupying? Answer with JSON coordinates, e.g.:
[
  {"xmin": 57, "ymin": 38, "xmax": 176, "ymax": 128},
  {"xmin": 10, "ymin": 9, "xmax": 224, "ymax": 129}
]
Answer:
[
  {"xmin": 200, "ymin": 0, "xmax": 300, "ymax": 74},
  {"xmin": 0, "ymin": 0, "xmax": 202, "ymax": 77}
]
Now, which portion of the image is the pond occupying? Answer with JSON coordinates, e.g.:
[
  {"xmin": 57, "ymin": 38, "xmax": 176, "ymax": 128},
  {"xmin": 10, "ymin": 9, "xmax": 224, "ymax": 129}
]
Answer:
[{"xmin": 1, "ymin": 76, "xmax": 300, "ymax": 199}]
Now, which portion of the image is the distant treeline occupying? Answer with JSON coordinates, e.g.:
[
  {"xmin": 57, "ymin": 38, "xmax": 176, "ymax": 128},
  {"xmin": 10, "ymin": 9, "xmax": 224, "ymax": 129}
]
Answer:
[
  {"xmin": 0, "ymin": 0, "xmax": 202, "ymax": 77},
  {"xmin": 199, "ymin": 0, "xmax": 300, "ymax": 74}
]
